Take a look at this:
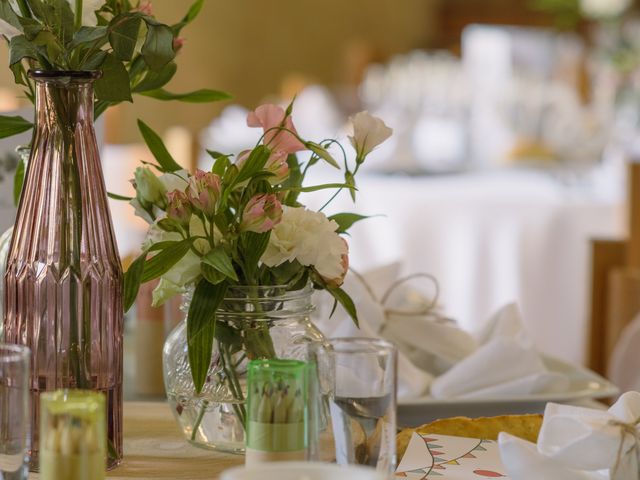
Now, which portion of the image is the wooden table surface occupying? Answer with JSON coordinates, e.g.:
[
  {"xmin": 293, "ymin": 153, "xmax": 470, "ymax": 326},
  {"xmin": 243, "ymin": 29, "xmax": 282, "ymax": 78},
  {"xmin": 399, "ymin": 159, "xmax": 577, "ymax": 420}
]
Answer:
[{"xmin": 29, "ymin": 402, "xmax": 244, "ymax": 480}]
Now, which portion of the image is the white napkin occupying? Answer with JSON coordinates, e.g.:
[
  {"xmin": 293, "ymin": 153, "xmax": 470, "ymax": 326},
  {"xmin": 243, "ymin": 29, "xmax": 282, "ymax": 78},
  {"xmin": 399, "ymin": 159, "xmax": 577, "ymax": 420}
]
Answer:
[
  {"xmin": 313, "ymin": 263, "xmax": 433, "ymax": 399},
  {"xmin": 498, "ymin": 392, "xmax": 640, "ymax": 480},
  {"xmin": 314, "ymin": 265, "xmax": 569, "ymax": 400},
  {"xmin": 429, "ymin": 304, "xmax": 569, "ymax": 399}
]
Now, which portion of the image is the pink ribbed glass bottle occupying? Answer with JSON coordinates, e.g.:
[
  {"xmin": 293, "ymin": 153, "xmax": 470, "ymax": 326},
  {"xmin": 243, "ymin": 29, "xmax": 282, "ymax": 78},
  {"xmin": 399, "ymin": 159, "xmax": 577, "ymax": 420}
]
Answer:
[{"xmin": 3, "ymin": 71, "xmax": 123, "ymax": 471}]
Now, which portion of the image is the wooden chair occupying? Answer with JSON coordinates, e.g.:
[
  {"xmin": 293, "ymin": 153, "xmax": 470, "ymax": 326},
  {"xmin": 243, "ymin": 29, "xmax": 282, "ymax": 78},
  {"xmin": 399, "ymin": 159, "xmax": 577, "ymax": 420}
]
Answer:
[{"xmin": 587, "ymin": 162, "xmax": 640, "ymax": 377}]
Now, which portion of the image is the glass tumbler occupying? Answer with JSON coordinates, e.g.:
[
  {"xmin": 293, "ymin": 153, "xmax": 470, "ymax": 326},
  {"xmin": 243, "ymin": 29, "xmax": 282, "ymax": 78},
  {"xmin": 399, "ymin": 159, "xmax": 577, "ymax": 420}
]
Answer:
[
  {"xmin": 308, "ymin": 338, "xmax": 397, "ymax": 474},
  {"xmin": 0, "ymin": 344, "xmax": 30, "ymax": 480}
]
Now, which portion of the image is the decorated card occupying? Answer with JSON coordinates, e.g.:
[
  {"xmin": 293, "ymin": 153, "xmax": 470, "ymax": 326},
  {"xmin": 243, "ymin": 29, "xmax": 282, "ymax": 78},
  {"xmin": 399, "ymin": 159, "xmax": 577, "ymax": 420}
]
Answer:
[{"xmin": 395, "ymin": 433, "xmax": 510, "ymax": 479}]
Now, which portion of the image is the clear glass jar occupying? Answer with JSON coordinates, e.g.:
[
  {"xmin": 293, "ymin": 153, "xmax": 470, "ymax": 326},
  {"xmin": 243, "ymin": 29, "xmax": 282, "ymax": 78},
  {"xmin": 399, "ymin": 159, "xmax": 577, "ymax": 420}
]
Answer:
[{"xmin": 163, "ymin": 283, "xmax": 324, "ymax": 453}]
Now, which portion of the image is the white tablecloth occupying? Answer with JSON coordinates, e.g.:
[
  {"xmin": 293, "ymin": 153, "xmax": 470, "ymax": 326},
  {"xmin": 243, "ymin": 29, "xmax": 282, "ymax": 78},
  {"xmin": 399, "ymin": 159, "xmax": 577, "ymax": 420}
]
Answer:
[
  {"xmin": 103, "ymin": 139, "xmax": 625, "ymax": 366},
  {"xmin": 302, "ymin": 168, "xmax": 625, "ymax": 365}
]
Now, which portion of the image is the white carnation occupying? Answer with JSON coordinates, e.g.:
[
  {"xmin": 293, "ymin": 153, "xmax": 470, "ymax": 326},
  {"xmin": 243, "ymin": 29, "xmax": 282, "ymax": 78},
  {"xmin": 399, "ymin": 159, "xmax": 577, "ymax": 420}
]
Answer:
[
  {"xmin": 580, "ymin": 0, "xmax": 631, "ymax": 18},
  {"xmin": 261, "ymin": 207, "xmax": 348, "ymax": 280}
]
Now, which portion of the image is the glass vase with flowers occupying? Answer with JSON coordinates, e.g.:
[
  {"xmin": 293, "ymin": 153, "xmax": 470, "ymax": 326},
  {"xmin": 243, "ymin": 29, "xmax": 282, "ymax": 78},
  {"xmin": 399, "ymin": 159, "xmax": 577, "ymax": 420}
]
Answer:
[{"xmin": 123, "ymin": 103, "xmax": 393, "ymax": 451}]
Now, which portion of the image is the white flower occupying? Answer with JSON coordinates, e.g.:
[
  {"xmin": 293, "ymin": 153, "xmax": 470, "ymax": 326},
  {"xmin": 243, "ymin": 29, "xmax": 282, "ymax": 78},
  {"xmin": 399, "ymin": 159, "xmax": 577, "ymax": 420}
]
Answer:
[
  {"xmin": 68, "ymin": 0, "xmax": 105, "ymax": 27},
  {"xmin": 159, "ymin": 169, "xmax": 190, "ymax": 193},
  {"xmin": 580, "ymin": 0, "xmax": 631, "ymax": 18},
  {"xmin": 348, "ymin": 111, "xmax": 393, "ymax": 160},
  {"xmin": 261, "ymin": 207, "xmax": 348, "ymax": 281},
  {"xmin": 152, "ymin": 251, "xmax": 201, "ymax": 306}
]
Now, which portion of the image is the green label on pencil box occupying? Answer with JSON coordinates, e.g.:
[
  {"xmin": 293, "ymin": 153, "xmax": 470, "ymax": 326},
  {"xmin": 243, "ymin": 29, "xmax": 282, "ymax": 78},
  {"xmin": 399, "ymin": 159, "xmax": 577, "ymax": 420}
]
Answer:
[{"xmin": 247, "ymin": 421, "xmax": 306, "ymax": 452}]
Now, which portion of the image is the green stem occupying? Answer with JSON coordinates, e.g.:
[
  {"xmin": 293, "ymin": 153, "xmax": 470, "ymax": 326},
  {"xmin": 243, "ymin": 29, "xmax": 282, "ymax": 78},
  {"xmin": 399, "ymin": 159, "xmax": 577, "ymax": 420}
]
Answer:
[
  {"xmin": 190, "ymin": 400, "xmax": 208, "ymax": 441},
  {"xmin": 75, "ymin": 0, "xmax": 84, "ymax": 30}
]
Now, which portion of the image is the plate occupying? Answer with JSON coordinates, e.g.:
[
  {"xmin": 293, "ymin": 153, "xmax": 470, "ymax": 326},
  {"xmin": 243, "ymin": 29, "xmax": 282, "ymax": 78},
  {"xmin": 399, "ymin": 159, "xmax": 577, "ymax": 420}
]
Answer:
[{"xmin": 397, "ymin": 356, "xmax": 619, "ymax": 427}]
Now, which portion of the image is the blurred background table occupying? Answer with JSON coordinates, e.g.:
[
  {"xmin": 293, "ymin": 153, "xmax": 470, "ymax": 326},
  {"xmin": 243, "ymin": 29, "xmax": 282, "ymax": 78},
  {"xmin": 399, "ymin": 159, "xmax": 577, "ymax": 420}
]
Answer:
[{"xmin": 28, "ymin": 402, "xmax": 243, "ymax": 480}]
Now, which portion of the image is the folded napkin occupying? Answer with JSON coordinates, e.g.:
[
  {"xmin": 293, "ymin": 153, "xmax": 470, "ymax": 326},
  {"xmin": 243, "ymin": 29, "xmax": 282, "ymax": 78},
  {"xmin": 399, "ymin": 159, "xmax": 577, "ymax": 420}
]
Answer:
[
  {"xmin": 313, "ymin": 264, "xmax": 570, "ymax": 400},
  {"xmin": 498, "ymin": 392, "xmax": 640, "ymax": 480}
]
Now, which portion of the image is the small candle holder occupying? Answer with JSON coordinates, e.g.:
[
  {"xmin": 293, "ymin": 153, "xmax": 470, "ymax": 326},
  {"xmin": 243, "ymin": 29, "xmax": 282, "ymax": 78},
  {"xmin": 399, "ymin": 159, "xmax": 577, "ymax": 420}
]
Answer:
[
  {"xmin": 39, "ymin": 390, "xmax": 106, "ymax": 480},
  {"xmin": 245, "ymin": 359, "xmax": 308, "ymax": 465}
]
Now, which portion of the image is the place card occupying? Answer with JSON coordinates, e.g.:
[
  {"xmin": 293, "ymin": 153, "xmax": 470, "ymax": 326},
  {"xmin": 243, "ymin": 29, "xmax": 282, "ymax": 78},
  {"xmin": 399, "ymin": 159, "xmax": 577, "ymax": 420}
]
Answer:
[{"xmin": 395, "ymin": 433, "xmax": 510, "ymax": 479}]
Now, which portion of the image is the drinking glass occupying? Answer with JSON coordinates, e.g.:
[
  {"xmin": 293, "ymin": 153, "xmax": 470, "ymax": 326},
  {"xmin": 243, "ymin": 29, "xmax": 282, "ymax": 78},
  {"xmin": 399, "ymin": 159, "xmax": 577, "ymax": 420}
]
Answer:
[
  {"xmin": 308, "ymin": 338, "xmax": 397, "ymax": 474},
  {"xmin": 0, "ymin": 344, "xmax": 30, "ymax": 480}
]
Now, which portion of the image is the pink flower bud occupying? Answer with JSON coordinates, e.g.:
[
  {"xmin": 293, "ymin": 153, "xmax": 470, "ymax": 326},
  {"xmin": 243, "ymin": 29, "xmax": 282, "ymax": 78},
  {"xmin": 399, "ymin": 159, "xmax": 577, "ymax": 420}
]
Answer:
[
  {"xmin": 187, "ymin": 169, "xmax": 221, "ymax": 218},
  {"xmin": 173, "ymin": 37, "xmax": 185, "ymax": 53},
  {"xmin": 136, "ymin": 0, "xmax": 153, "ymax": 15},
  {"xmin": 235, "ymin": 149, "xmax": 289, "ymax": 185},
  {"xmin": 166, "ymin": 190, "xmax": 192, "ymax": 227},
  {"xmin": 322, "ymin": 238, "xmax": 349, "ymax": 288},
  {"xmin": 264, "ymin": 151, "xmax": 290, "ymax": 184},
  {"xmin": 240, "ymin": 194, "xmax": 283, "ymax": 233}
]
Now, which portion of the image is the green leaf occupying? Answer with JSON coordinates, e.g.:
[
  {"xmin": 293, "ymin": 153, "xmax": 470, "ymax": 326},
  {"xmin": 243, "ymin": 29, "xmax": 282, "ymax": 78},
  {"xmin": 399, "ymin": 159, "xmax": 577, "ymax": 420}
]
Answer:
[
  {"xmin": 306, "ymin": 141, "xmax": 339, "ymax": 168},
  {"xmin": 141, "ymin": 238, "xmax": 193, "ymax": 283},
  {"xmin": 200, "ymin": 263, "xmax": 226, "ymax": 285},
  {"xmin": 18, "ymin": 17, "xmax": 43, "ymax": 40},
  {"xmin": 133, "ymin": 62, "xmax": 177, "ymax": 93},
  {"xmin": 240, "ymin": 231, "xmax": 270, "ymax": 282},
  {"xmin": 210, "ymin": 153, "xmax": 231, "ymax": 176},
  {"xmin": 107, "ymin": 191, "xmax": 133, "ymax": 201},
  {"xmin": 69, "ymin": 25, "xmax": 107, "ymax": 49},
  {"xmin": 82, "ymin": 50, "xmax": 108, "ymax": 70},
  {"xmin": 9, "ymin": 35, "xmax": 38, "ymax": 66},
  {"xmin": 140, "ymin": 88, "xmax": 232, "ymax": 103},
  {"xmin": 141, "ymin": 22, "xmax": 175, "ymax": 71},
  {"xmin": 123, "ymin": 250, "xmax": 147, "ymax": 312},
  {"xmin": 173, "ymin": 0, "xmax": 204, "ymax": 34},
  {"xmin": 187, "ymin": 279, "xmax": 228, "ymax": 393},
  {"xmin": 109, "ymin": 13, "xmax": 141, "ymax": 61},
  {"xmin": 235, "ymin": 145, "xmax": 270, "ymax": 184},
  {"xmin": 94, "ymin": 53, "xmax": 132, "ymax": 102},
  {"xmin": 327, "ymin": 286, "xmax": 359, "ymax": 328},
  {"xmin": 13, "ymin": 157, "xmax": 25, "ymax": 206},
  {"xmin": 202, "ymin": 246, "xmax": 239, "ymax": 282},
  {"xmin": 328, "ymin": 213, "xmax": 369, "ymax": 234},
  {"xmin": 0, "ymin": 0, "xmax": 22, "ymax": 30},
  {"xmin": 137, "ymin": 119, "xmax": 183, "ymax": 172},
  {"xmin": 0, "ymin": 115, "xmax": 33, "ymax": 139},
  {"xmin": 345, "ymin": 171, "xmax": 356, "ymax": 202},
  {"xmin": 157, "ymin": 217, "xmax": 183, "ymax": 233}
]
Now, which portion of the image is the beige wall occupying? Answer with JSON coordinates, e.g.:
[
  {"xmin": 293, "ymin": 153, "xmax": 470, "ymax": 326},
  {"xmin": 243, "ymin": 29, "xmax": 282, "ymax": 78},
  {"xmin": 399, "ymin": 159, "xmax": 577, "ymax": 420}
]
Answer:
[{"xmin": 0, "ymin": 0, "xmax": 438, "ymax": 143}]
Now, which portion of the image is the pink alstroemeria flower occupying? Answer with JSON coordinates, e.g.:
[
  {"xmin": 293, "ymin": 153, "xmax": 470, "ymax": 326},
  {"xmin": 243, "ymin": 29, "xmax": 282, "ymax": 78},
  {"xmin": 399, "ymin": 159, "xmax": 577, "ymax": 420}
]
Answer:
[
  {"xmin": 240, "ymin": 194, "xmax": 283, "ymax": 233},
  {"xmin": 166, "ymin": 190, "xmax": 193, "ymax": 227},
  {"xmin": 187, "ymin": 169, "xmax": 221, "ymax": 218},
  {"xmin": 247, "ymin": 104, "xmax": 305, "ymax": 155}
]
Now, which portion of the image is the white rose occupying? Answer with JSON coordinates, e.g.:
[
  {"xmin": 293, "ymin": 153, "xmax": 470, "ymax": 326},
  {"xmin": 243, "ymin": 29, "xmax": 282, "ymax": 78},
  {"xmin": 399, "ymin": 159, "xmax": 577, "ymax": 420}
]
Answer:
[
  {"xmin": 580, "ymin": 0, "xmax": 631, "ymax": 18},
  {"xmin": 261, "ymin": 207, "xmax": 348, "ymax": 281},
  {"xmin": 348, "ymin": 111, "xmax": 393, "ymax": 160}
]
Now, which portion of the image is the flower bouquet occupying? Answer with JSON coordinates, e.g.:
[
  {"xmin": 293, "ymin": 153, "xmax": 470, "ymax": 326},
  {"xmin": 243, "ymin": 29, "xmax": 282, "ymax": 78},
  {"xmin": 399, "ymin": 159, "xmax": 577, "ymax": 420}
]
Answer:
[{"xmin": 124, "ymin": 102, "xmax": 392, "ymax": 450}]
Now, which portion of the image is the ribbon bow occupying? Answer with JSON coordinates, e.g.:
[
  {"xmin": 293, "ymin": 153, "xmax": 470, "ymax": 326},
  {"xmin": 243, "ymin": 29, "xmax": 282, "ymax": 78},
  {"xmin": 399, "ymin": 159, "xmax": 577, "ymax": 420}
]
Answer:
[{"xmin": 350, "ymin": 270, "xmax": 451, "ymax": 333}]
